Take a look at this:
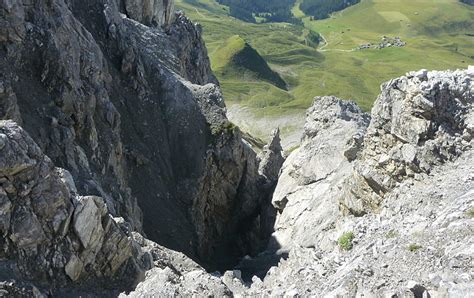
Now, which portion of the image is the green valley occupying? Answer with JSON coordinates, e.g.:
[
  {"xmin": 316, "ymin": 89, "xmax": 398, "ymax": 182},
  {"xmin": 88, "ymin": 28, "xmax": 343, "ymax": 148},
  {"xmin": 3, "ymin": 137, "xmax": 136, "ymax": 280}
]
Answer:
[{"xmin": 176, "ymin": 0, "xmax": 474, "ymax": 146}]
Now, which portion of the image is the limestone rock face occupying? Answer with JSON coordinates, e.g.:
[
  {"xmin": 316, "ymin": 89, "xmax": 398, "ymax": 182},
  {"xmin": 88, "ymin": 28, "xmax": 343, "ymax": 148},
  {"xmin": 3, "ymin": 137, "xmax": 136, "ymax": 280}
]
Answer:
[
  {"xmin": 243, "ymin": 69, "xmax": 474, "ymax": 296},
  {"xmin": 0, "ymin": 0, "xmax": 274, "ymax": 290},
  {"xmin": 344, "ymin": 68, "xmax": 474, "ymax": 215},
  {"xmin": 0, "ymin": 120, "xmax": 146, "ymax": 291},
  {"xmin": 123, "ymin": 0, "xmax": 175, "ymax": 27},
  {"xmin": 271, "ymin": 96, "xmax": 370, "ymax": 250}
]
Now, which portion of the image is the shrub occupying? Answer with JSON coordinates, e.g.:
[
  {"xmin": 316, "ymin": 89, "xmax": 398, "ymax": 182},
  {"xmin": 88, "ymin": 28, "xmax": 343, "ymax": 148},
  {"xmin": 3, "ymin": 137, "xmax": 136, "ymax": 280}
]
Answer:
[
  {"xmin": 408, "ymin": 243, "xmax": 422, "ymax": 252},
  {"xmin": 211, "ymin": 120, "xmax": 238, "ymax": 136},
  {"xmin": 338, "ymin": 232, "xmax": 355, "ymax": 251}
]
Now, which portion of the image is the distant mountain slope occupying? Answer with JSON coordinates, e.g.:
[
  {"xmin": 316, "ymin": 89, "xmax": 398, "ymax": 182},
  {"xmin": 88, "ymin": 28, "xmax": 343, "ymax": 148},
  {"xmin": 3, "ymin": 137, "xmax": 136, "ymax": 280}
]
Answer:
[
  {"xmin": 177, "ymin": 0, "xmax": 474, "ymax": 146},
  {"xmin": 300, "ymin": 0, "xmax": 360, "ymax": 19},
  {"xmin": 212, "ymin": 35, "xmax": 287, "ymax": 90},
  {"xmin": 216, "ymin": 0, "xmax": 300, "ymax": 24}
]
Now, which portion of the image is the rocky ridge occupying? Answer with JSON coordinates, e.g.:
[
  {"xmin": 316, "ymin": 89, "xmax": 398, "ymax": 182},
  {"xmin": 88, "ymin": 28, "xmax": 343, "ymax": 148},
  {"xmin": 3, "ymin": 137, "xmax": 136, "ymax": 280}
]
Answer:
[{"xmin": 242, "ymin": 68, "xmax": 474, "ymax": 296}]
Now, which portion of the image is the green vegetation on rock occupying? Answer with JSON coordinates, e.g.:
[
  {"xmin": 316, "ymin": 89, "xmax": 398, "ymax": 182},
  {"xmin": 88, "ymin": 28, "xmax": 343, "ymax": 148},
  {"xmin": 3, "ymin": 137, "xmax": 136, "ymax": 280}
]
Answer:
[
  {"xmin": 466, "ymin": 208, "xmax": 474, "ymax": 218},
  {"xmin": 211, "ymin": 120, "xmax": 238, "ymax": 136},
  {"xmin": 338, "ymin": 231, "xmax": 355, "ymax": 251},
  {"xmin": 408, "ymin": 243, "xmax": 422, "ymax": 252}
]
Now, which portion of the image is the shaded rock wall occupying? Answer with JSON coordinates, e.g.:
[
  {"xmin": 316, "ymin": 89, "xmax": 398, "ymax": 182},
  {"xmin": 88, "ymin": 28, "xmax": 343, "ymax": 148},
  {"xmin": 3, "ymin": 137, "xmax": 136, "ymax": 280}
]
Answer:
[{"xmin": 0, "ymin": 0, "xmax": 276, "ymax": 280}]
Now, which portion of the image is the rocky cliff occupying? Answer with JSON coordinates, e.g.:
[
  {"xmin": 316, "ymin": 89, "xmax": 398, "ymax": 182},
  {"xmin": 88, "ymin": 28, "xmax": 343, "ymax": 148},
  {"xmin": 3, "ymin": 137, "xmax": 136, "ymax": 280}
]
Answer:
[
  {"xmin": 244, "ymin": 68, "xmax": 474, "ymax": 296},
  {"xmin": 0, "ymin": 0, "xmax": 279, "ymax": 294}
]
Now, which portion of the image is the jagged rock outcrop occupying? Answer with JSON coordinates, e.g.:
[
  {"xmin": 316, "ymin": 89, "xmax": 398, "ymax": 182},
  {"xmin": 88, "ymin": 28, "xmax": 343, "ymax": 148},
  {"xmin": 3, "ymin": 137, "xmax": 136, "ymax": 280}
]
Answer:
[
  {"xmin": 0, "ymin": 120, "xmax": 149, "ymax": 293},
  {"xmin": 241, "ymin": 69, "xmax": 474, "ymax": 296},
  {"xmin": 258, "ymin": 128, "xmax": 285, "ymax": 183},
  {"xmin": 271, "ymin": 96, "xmax": 370, "ymax": 249},
  {"xmin": 343, "ymin": 68, "xmax": 474, "ymax": 215},
  {"xmin": 0, "ymin": 0, "xmax": 276, "ymax": 292}
]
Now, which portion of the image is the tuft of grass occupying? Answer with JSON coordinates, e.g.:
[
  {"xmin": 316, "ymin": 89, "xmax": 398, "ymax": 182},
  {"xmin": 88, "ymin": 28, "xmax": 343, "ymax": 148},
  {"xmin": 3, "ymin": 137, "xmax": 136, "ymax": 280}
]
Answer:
[
  {"xmin": 466, "ymin": 208, "xmax": 474, "ymax": 218},
  {"xmin": 408, "ymin": 243, "xmax": 422, "ymax": 252},
  {"xmin": 211, "ymin": 120, "xmax": 238, "ymax": 136},
  {"xmin": 338, "ymin": 231, "xmax": 355, "ymax": 251},
  {"xmin": 385, "ymin": 230, "xmax": 398, "ymax": 239}
]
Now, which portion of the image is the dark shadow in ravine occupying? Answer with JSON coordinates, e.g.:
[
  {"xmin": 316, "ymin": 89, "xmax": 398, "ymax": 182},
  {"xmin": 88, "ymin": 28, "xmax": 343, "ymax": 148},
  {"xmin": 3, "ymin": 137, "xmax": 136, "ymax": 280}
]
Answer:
[{"xmin": 235, "ymin": 238, "xmax": 288, "ymax": 282}]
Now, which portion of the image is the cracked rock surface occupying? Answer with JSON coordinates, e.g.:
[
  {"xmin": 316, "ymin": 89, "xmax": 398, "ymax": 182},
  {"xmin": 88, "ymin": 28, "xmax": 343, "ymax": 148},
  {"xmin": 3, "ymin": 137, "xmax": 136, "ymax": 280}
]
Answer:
[
  {"xmin": 0, "ymin": 120, "xmax": 149, "ymax": 294},
  {"xmin": 0, "ymin": 0, "xmax": 277, "ymax": 294},
  {"xmin": 243, "ymin": 69, "xmax": 474, "ymax": 296}
]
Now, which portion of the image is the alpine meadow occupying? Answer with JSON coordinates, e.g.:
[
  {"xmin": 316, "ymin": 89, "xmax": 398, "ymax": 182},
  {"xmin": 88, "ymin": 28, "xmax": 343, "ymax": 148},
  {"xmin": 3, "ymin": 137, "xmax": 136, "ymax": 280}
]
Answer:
[{"xmin": 177, "ymin": 0, "xmax": 474, "ymax": 146}]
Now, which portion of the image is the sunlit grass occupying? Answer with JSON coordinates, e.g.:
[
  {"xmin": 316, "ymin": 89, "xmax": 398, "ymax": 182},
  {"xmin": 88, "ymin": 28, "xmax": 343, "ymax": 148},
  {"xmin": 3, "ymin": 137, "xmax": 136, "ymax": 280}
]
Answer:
[{"xmin": 177, "ymin": 0, "xmax": 474, "ymax": 134}]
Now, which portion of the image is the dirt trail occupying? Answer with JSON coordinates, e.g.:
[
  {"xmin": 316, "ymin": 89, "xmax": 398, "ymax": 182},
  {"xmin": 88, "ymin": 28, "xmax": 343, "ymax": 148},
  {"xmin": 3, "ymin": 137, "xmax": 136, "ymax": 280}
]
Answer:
[{"xmin": 318, "ymin": 33, "xmax": 356, "ymax": 53}]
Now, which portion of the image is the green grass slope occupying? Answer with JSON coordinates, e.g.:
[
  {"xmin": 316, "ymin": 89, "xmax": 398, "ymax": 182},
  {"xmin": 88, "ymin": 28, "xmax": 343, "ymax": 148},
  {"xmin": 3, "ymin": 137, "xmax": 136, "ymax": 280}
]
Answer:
[
  {"xmin": 212, "ymin": 35, "xmax": 288, "ymax": 90},
  {"xmin": 177, "ymin": 0, "xmax": 474, "ymax": 143}
]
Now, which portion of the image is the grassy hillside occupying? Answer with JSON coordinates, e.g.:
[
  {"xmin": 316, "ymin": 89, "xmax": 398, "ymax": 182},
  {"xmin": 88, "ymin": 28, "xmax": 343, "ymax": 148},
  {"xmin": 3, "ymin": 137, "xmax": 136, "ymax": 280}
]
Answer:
[
  {"xmin": 212, "ymin": 35, "xmax": 287, "ymax": 90},
  {"xmin": 216, "ymin": 0, "xmax": 300, "ymax": 24},
  {"xmin": 176, "ymin": 0, "xmax": 474, "ymax": 144},
  {"xmin": 300, "ymin": 0, "xmax": 361, "ymax": 20}
]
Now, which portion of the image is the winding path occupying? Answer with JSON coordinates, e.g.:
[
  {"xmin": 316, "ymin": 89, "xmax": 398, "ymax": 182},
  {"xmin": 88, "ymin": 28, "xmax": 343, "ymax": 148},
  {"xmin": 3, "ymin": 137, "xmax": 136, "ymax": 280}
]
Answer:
[{"xmin": 317, "ymin": 33, "xmax": 356, "ymax": 53}]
